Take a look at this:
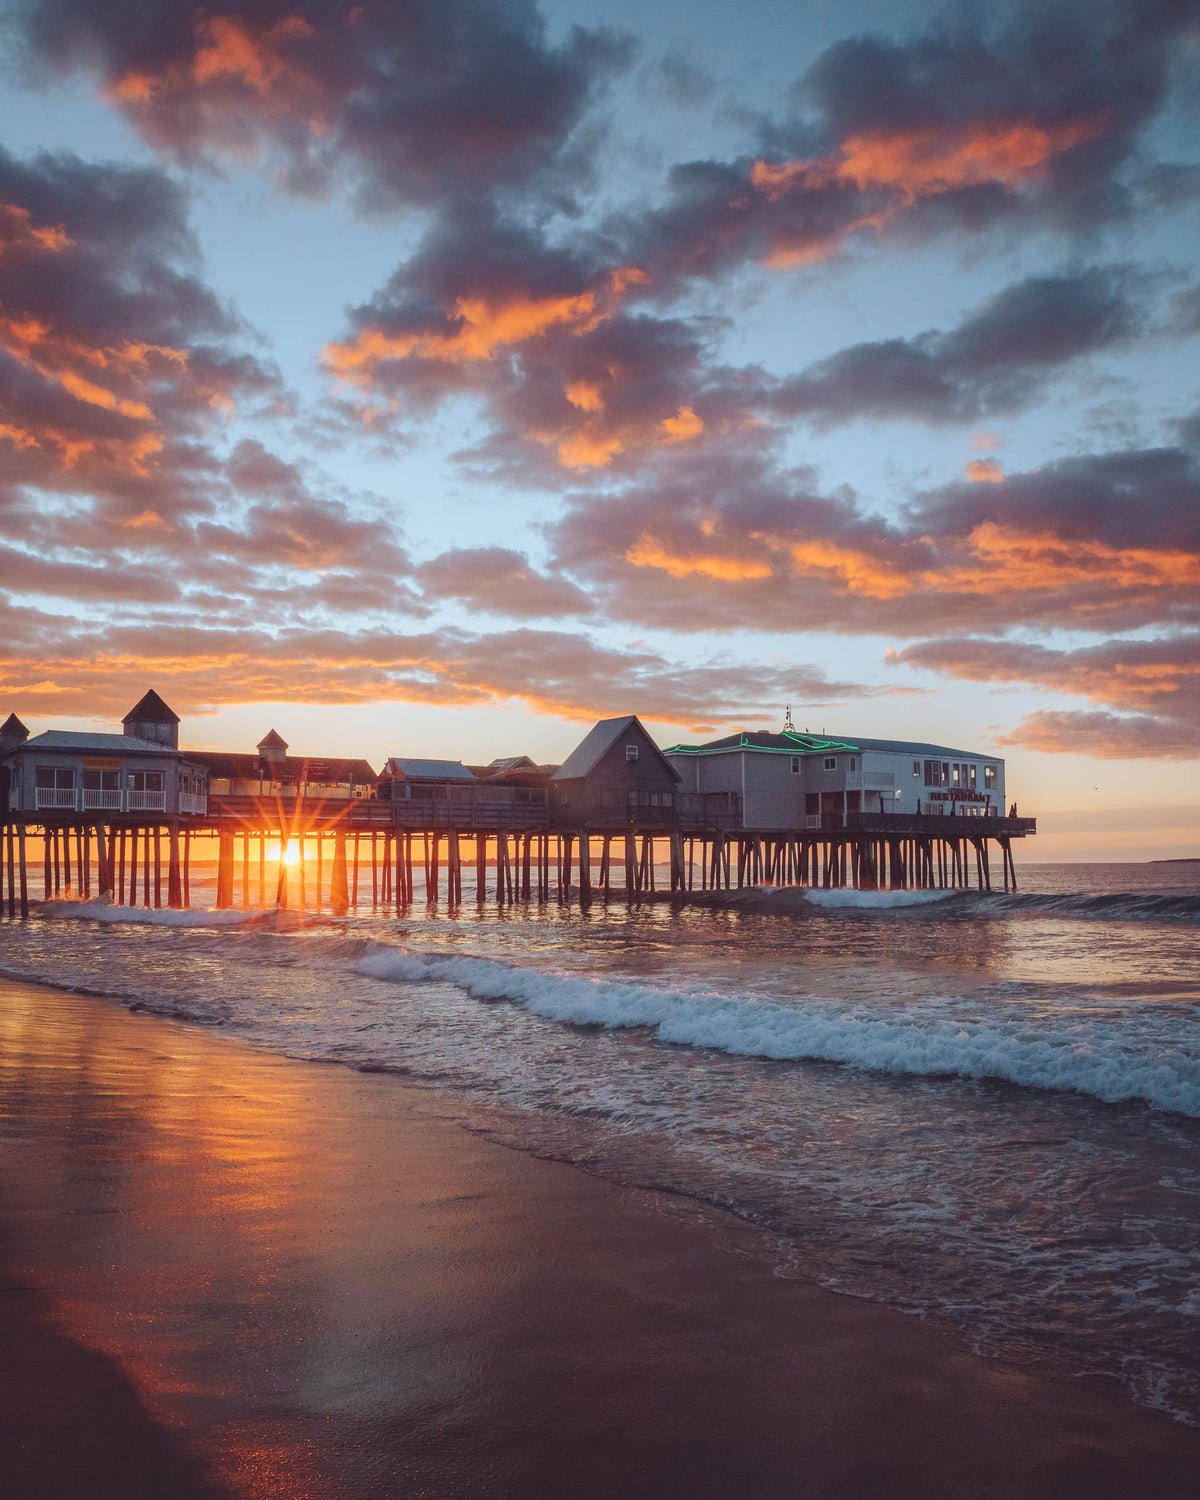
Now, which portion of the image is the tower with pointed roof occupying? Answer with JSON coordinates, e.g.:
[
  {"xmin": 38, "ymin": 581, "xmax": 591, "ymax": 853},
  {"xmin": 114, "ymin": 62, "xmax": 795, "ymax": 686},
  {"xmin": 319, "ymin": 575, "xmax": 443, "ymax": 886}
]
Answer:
[
  {"xmin": 257, "ymin": 729, "xmax": 289, "ymax": 765},
  {"xmin": 1, "ymin": 712, "xmax": 29, "ymax": 753},
  {"xmin": 122, "ymin": 690, "xmax": 179, "ymax": 748}
]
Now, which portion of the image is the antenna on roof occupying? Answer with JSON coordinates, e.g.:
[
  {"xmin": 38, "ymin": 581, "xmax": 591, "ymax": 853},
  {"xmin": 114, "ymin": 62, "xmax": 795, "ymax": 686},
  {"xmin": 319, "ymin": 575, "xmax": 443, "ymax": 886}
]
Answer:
[{"xmin": 782, "ymin": 703, "xmax": 797, "ymax": 734}]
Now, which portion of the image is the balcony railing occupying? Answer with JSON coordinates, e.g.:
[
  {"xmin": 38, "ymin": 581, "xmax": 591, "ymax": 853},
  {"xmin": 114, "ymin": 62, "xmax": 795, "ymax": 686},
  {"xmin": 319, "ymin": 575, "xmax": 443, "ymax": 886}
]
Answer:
[
  {"xmin": 82, "ymin": 788, "xmax": 123, "ymax": 810},
  {"xmin": 127, "ymin": 789, "xmax": 166, "ymax": 812},
  {"xmin": 35, "ymin": 787, "xmax": 78, "ymax": 809},
  {"xmin": 178, "ymin": 792, "xmax": 208, "ymax": 815}
]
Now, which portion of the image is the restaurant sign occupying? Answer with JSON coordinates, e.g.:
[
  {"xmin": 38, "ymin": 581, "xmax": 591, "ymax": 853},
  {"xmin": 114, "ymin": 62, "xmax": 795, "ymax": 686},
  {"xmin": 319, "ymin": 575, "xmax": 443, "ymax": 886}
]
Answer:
[
  {"xmin": 929, "ymin": 789, "xmax": 988, "ymax": 803},
  {"xmin": 83, "ymin": 757, "xmax": 122, "ymax": 771}
]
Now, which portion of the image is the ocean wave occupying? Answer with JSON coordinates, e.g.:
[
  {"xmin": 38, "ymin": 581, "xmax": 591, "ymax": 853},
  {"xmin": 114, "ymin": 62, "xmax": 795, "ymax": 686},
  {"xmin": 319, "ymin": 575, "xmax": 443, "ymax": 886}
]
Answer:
[
  {"xmin": 357, "ymin": 945, "xmax": 1200, "ymax": 1117},
  {"xmin": 40, "ymin": 898, "xmax": 259, "ymax": 927},
  {"xmin": 960, "ymin": 891, "xmax": 1200, "ymax": 924},
  {"xmin": 804, "ymin": 888, "xmax": 958, "ymax": 909}
]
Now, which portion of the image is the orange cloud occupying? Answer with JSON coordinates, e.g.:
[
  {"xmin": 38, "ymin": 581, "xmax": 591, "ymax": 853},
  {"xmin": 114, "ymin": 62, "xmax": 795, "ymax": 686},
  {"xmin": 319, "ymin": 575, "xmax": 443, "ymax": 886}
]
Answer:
[
  {"xmin": 0, "ymin": 202, "xmax": 72, "ymax": 256},
  {"xmin": 966, "ymin": 457, "xmax": 1004, "ymax": 482},
  {"xmin": 659, "ymin": 406, "xmax": 703, "ymax": 443},
  {"xmin": 754, "ymin": 116, "xmax": 1106, "ymax": 204},
  {"xmin": 110, "ymin": 14, "xmax": 318, "ymax": 109},
  {"xmin": 325, "ymin": 268, "xmax": 648, "ymax": 384},
  {"xmin": 0, "ymin": 315, "xmax": 191, "ymax": 430},
  {"xmin": 565, "ymin": 381, "xmax": 604, "ymax": 411},
  {"xmin": 625, "ymin": 536, "xmax": 773, "ymax": 581},
  {"xmin": 783, "ymin": 539, "xmax": 913, "ymax": 599},
  {"xmin": 934, "ymin": 521, "xmax": 1200, "ymax": 593}
]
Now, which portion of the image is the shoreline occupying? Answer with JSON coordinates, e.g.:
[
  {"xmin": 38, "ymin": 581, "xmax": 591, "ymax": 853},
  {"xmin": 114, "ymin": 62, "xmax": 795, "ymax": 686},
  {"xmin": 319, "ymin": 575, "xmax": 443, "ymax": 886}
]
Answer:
[{"xmin": 3, "ymin": 977, "xmax": 1200, "ymax": 1497}]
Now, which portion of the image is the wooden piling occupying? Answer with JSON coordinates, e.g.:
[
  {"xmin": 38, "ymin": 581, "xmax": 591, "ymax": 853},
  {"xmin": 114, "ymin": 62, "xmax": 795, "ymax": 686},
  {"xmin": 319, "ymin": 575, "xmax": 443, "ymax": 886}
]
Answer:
[
  {"xmin": 168, "ymin": 823, "xmax": 183, "ymax": 909},
  {"xmin": 16, "ymin": 822, "xmax": 29, "ymax": 918},
  {"xmin": 330, "ymin": 832, "xmax": 350, "ymax": 915}
]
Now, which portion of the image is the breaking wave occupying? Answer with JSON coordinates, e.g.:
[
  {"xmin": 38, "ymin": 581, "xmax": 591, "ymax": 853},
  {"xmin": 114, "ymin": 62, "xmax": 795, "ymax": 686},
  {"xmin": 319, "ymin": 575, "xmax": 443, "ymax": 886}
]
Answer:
[{"xmin": 357, "ymin": 945, "xmax": 1200, "ymax": 1118}]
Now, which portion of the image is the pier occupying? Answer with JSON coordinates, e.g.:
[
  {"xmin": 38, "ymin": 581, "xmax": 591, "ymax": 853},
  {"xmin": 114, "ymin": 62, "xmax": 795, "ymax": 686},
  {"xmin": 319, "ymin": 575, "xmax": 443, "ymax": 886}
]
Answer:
[{"xmin": 0, "ymin": 800, "xmax": 1036, "ymax": 918}]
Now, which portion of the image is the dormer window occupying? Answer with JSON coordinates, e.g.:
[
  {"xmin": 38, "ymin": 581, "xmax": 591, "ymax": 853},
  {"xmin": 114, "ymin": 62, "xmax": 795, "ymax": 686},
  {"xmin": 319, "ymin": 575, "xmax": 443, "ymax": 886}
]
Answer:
[{"xmin": 625, "ymin": 744, "xmax": 639, "ymax": 762}]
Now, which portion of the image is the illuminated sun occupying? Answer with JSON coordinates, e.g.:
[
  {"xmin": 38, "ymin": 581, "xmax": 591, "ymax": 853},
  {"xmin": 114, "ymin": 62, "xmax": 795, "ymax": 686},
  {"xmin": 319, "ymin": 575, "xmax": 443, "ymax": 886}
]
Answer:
[{"xmin": 282, "ymin": 844, "xmax": 300, "ymax": 866}]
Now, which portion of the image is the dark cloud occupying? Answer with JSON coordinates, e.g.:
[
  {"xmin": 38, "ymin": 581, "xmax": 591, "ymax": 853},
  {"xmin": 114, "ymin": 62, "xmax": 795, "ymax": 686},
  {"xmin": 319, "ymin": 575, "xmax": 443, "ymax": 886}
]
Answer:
[
  {"xmin": 0, "ymin": 147, "xmax": 280, "ymax": 523},
  {"xmin": 416, "ymin": 548, "xmax": 594, "ymax": 618},
  {"xmin": 7, "ymin": 0, "xmax": 633, "ymax": 211},
  {"xmin": 907, "ymin": 444, "xmax": 1200, "ymax": 553},
  {"xmin": 888, "ymin": 633, "xmax": 1200, "ymax": 759},
  {"xmin": 767, "ymin": 266, "xmax": 1146, "ymax": 427},
  {"xmin": 612, "ymin": 0, "xmax": 1198, "ymax": 293}
]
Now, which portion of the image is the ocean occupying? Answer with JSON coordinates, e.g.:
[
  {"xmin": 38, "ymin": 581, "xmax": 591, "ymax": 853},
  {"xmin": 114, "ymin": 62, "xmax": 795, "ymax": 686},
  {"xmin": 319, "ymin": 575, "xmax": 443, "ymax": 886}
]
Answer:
[{"xmin": 2, "ymin": 860, "xmax": 1199, "ymax": 1425}]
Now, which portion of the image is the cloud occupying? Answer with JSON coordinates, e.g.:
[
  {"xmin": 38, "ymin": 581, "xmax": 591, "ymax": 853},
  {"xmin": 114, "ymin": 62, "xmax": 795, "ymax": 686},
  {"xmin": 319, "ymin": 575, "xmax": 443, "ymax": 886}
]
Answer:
[
  {"xmin": 0, "ymin": 611, "xmax": 881, "ymax": 733},
  {"xmin": 415, "ymin": 547, "xmax": 594, "ymax": 618},
  {"xmin": 888, "ymin": 633, "xmax": 1200, "ymax": 760},
  {"xmin": 8, "ymin": 0, "xmax": 633, "ymax": 211},
  {"xmin": 764, "ymin": 265, "xmax": 1146, "ymax": 429},
  {"xmin": 0, "ymin": 148, "xmax": 281, "ymax": 519},
  {"xmin": 545, "ymin": 430, "xmax": 1200, "ymax": 638}
]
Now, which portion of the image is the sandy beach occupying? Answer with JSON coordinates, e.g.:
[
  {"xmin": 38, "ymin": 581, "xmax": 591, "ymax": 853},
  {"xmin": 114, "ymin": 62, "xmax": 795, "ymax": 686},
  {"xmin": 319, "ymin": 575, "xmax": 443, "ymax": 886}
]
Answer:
[{"xmin": 1, "ymin": 977, "xmax": 1199, "ymax": 1498}]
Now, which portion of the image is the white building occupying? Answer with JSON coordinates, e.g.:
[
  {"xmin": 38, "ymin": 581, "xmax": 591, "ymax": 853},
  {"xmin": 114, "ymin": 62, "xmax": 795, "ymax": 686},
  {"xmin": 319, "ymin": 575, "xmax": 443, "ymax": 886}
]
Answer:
[{"xmin": 664, "ymin": 730, "xmax": 1006, "ymax": 830}]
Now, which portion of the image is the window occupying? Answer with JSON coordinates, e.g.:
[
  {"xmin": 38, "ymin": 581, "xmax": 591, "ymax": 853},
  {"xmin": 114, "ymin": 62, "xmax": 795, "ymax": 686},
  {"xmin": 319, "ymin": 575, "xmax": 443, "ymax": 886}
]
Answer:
[
  {"xmin": 984, "ymin": 765, "xmax": 998, "ymax": 789},
  {"xmin": 823, "ymin": 757, "xmax": 836, "ymax": 770},
  {"xmin": 849, "ymin": 757, "xmax": 856, "ymax": 771},
  {"xmin": 83, "ymin": 769, "xmax": 120, "ymax": 791},
  {"xmin": 913, "ymin": 760, "xmax": 921, "ymax": 777},
  {"xmin": 805, "ymin": 793, "xmax": 819, "ymax": 814},
  {"xmin": 625, "ymin": 744, "xmax": 638, "ymax": 762},
  {"xmin": 127, "ymin": 771, "xmax": 163, "ymax": 792},
  {"xmin": 35, "ymin": 766, "xmax": 74, "ymax": 789},
  {"xmin": 968, "ymin": 764, "xmax": 977, "ymax": 790},
  {"xmin": 952, "ymin": 763, "xmax": 961, "ymax": 786},
  {"xmin": 924, "ymin": 760, "xmax": 951, "ymax": 787},
  {"xmin": 790, "ymin": 756, "xmax": 800, "ymax": 773}
]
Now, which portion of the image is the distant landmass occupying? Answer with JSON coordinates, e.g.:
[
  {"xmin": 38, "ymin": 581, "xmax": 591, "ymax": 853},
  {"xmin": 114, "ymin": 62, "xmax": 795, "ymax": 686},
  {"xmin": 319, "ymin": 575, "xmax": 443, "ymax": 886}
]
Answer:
[{"xmin": 1149, "ymin": 858, "xmax": 1200, "ymax": 863}]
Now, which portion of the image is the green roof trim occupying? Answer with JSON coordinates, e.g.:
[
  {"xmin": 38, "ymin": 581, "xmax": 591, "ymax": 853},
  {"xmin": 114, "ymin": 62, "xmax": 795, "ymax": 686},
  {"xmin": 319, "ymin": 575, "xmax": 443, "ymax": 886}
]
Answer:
[{"xmin": 663, "ymin": 733, "xmax": 860, "ymax": 757}]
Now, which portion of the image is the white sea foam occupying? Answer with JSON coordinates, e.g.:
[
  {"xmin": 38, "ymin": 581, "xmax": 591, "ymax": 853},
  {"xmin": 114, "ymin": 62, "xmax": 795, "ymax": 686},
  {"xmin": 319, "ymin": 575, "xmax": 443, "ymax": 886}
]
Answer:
[
  {"xmin": 42, "ymin": 898, "xmax": 257, "ymax": 928},
  {"xmin": 803, "ymin": 887, "xmax": 959, "ymax": 909},
  {"xmin": 357, "ymin": 946, "xmax": 1200, "ymax": 1117}
]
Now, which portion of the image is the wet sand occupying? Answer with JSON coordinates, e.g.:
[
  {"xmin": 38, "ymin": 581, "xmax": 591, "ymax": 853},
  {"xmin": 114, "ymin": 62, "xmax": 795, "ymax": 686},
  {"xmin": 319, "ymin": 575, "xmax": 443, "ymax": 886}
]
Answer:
[{"xmin": 2, "ymin": 978, "xmax": 1199, "ymax": 1499}]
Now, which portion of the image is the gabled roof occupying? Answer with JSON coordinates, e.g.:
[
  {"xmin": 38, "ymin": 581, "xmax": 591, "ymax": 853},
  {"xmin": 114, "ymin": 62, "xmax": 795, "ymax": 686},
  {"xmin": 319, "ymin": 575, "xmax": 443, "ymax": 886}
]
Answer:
[
  {"xmin": 488, "ymin": 755, "xmax": 535, "ymax": 773},
  {"xmin": 122, "ymin": 689, "xmax": 179, "ymax": 724},
  {"xmin": 552, "ymin": 715, "xmax": 681, "ymax": 782},
  {"xmin": 257, "ymin": 729, "xmax": 288, "ymax": 750},
  {"xmin": 386, "ymin": 757, "xmax": 477, "ymax": 782},
  {"xmin": 19, "ymin": 731, "xmax": 180, "ymax": 755},
  {"xmin": 1, "ymin": 712, "xmax": 28, "ymax": 736}
]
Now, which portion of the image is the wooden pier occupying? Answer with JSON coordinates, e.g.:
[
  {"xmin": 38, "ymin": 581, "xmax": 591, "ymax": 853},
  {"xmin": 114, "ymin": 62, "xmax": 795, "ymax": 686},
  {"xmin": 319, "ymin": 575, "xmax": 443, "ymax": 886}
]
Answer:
[{"xmin": 1, "ymin": 802, "xmax": 1036, "ymax": 918}]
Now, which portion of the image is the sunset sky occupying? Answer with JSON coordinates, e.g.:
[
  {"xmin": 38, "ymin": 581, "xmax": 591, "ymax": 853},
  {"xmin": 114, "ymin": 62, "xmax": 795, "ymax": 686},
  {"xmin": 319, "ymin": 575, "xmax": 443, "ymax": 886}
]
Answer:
[{"xmin": 1, "ymin": 0, "xmax": 1197, "ymax": 859}]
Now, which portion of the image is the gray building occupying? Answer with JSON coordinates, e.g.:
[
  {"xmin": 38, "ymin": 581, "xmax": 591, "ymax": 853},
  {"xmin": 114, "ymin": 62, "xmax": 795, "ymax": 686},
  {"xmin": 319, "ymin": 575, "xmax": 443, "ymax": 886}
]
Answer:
[
  {"xmin": 665, "ymin": 730, "xmax": 1006, "ymax": 830},
  {"xmin": 382, "ymin": 757, "xmax": 548, "ymax": 829},
  {"xmin": 550, "ymin": 716, "xmax": 681, "ymax": 828},
  {"xmin": 2, "ymin": 691, "xmax": 209, "ymax": 818}
]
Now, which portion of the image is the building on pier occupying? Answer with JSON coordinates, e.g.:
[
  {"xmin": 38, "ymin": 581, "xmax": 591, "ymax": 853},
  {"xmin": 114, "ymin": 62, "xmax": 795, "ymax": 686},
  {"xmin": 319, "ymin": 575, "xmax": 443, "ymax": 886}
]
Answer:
[
  {"xmin": 550, "ymin": 715, "xmax": 681, "ymax": 828},
  {"xmin": 382, "ymin": 757, "xmax": 550, "ymax": 829},
  {"xmin": 3, "ymin": 725, "xmax": 210, "ymax": 818},
  {"xmin": 190, "ymin": 730, "xmax": 377, "ymax": 801},
  {"xmin": 665, "ymin": 730, "xmax": 1006, "ymax": 830}
]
